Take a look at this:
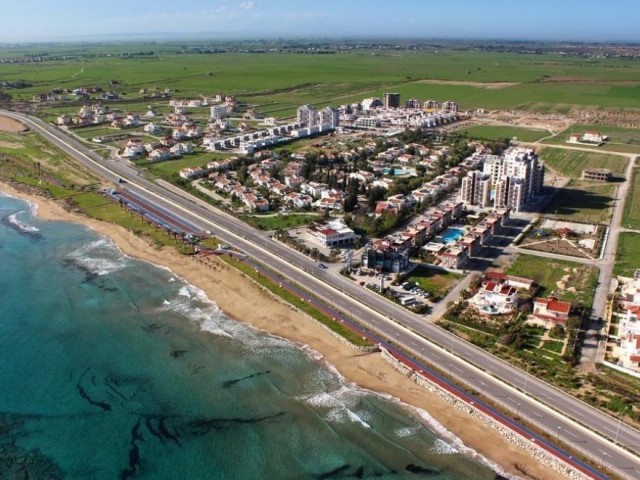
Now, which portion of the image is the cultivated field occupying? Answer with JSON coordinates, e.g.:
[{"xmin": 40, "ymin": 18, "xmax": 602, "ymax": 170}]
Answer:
[
  {"xmin": 3, "ymin": 46, "xmax": 640, "ymax": 118},
  {"xmin": 538, "ymin": 147, "xmax": 629, "ymax": 177},
  {"xmin": 457, "ymin": 125, "xmax": 551, "ymax": 142}
]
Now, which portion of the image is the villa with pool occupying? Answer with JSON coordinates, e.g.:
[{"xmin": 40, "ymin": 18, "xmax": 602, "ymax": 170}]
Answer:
[{"xmin": 471, "ymin": 278, "xmax": 519, "ymax": 315}]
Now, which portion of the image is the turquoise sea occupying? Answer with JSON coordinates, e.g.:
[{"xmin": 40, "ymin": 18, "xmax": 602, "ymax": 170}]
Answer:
[{"xmin": 0, "ymin": 192, "xmax": 503, "ymax": 480}]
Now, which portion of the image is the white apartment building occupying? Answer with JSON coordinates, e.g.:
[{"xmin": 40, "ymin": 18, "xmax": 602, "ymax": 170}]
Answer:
[
  {"xmin": 482, "ymin": 148, "xmax": 544, "ymax": 213},
  {"xmin": 210, "ymin": 105, "xmax": 229, "ymax": 120},
  {"xmin": 296, "ymin": 104, "xmax": 317, "ymax": 127},
  {"xmin": 459, "ymin": 170, "xmax": 492, "ymax": 208}
]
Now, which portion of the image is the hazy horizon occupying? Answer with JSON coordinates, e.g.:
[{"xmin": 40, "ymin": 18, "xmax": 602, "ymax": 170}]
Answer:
[{"xmin": 2, "ymin": 0, "xmax": 640, "ymax": 44}]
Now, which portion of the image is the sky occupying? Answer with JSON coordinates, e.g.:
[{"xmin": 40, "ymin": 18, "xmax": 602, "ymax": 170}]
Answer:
[{"xmin": 2, "ymin": 0, "xmax": 640, "ymax": 43}]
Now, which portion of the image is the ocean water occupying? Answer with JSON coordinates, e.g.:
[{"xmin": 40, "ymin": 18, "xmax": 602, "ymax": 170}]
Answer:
[{"xmin": 0, "ymin": 193, "xmax": 502, "ymax": 480}]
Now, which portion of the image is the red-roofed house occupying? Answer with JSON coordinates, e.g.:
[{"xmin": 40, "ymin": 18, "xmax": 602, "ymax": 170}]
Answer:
[{"xmin": 533, "ymin": 297, "xmax": 571, "ymax": 323}]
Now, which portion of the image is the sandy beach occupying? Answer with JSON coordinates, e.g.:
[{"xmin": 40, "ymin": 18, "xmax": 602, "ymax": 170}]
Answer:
[{"xmin": 0, "ymin": 181, "xmax": 567, "ymax": 480}]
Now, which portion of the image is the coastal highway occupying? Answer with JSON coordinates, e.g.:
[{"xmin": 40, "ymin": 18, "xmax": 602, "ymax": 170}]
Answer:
[{"xmin": 4, "ymin": 110, "xmax": 640, "ymax": 479}]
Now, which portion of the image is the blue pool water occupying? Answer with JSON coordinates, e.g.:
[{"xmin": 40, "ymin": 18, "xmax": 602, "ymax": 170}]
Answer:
[{"xmin": 442, "ymin": 228, "xmax": 464, "ymax": 243}]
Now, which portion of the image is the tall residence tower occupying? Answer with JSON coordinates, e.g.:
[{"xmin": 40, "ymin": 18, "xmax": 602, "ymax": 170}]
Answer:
[
  {"xmin": 296, "ymin": 104, "xmax": 317, "ymax": 127},
  {"xmin": 481, "ymin": 147, "xmax": 544, "ymax": 212},
  {"xmin": 383, "ymin": 93, "xmax": 401, "ymax": 109}
]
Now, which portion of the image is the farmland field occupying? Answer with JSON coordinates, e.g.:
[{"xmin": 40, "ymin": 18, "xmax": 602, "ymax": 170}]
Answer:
[
  {"xmin": 3, "ymin": 45, "xmax": 640, "ymax": 117},
  {"xmin": 542, "ymin": 124, "xmax": 640, "ymax": 154},
  {"xmin": 622, "ymin": 163, "xmax": 640, "ymax": 229},
  {"xmin": 538, "ymin": 147, "xmax": 629, "ymax": 177},
  {"xmin": 544, "ymin": 179, "xmax": 617, "ymax": 223},
  {"xmin": 614, "ymin": 233, "xmax": 640, "ymax": 278},
  {"xmin": 457, "ymin": 125, "xmax": 551, "ymax": 142}
]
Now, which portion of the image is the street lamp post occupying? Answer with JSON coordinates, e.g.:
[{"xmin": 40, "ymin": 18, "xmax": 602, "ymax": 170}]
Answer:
[
  {"xmin": 556, "ymin": 426, "xmax": 562, "ymax": 442},
  {"xmin": 516, "ymin": 402, "xmax": 521, "ymax": 418},
  {"xmin": 615, "ymin": 406, "xmax": 630, "ymax": 444}
]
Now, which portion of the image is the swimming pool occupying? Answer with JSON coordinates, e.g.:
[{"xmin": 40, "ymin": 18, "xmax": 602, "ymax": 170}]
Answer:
[{"xmin": 442, "ymin": 227, "xmax": 464, "ymax": 243}]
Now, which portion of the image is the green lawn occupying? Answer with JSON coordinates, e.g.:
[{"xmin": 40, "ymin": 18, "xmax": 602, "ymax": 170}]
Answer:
[
  {"xmin": 143, "ymin": 151, "xmax": 231, "ymax": 179},
  {"xmin": 507, "ymin": 254, "xmax": 598, "ymax": 307},
  {"xmin": 542, "ymin": 340, "xmax": 564, "ymax": 354},
  {"xmin": 406, "ymin": 265, "xmax": 461, "ymax": 297},
  {"xmin": 544, "ymin": 179, "xmax": 617, "ymax": 223},
  {"xmin": 542, "ymin": 124, "xmax": 640, "ymax": 154},
  {"xmin": 457, "ymin": 125, "xmax": 551, "ymax": 142},
  {"xmin": 245, "ymin": 213, "xmax": 321, "ymax": 231},
  {"xmin": 614, "ymin": 233, "xmax": 640, "ymax": 278},
  {"xmin": 538, "ymin": 147, "xmax": 629, "ymax": 177},
  {"xmin": 622, "ymin": 165, "xmax": 640, "ymax": 229}
]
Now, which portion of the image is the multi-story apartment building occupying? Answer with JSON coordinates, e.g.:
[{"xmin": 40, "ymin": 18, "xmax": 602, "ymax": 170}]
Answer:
[
  {"xmin": 383, "ymin": 92, "xmax": 401, "ymax": 109},
  {"xmin": 459, "ymin": 170, "xmax": 492, "ymax": 208},
  {"xmin": 482, "ymin": 148, "xmax": 544, "ymax": 212},
  {"xmin": 318, "ymin": 107, "xmax": 340, "ymax": 128},
  {"xmin": 296, "ymin": 104, "xmax": 317, "ymax": 127}
]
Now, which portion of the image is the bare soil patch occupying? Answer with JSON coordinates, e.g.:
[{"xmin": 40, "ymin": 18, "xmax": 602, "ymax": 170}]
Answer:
[
  {"xmin": 0, "ymin": 116, "xmax": 27, "ymax": 133},
  {"xmin": 415, "ymin": 79, "xmax": 518, "ymax": 89}
]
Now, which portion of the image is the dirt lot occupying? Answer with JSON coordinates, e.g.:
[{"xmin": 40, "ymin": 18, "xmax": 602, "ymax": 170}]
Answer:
[{"xmin": 0, "ymin": 116, "xmax": 27, "ymax": 133}]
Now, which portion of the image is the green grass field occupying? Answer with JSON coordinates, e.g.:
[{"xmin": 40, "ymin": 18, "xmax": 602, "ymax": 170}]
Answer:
[
  {"xmin": 507, "ymin": 254, "xmax": 598, "ymax": 307},
  {"xmin": 457, "ymin": 125, "xmax": 551, "ymax": 142},
  {"xmin": 538, "ymin": 147, "xmax": 629, "ymax": 177},
  {"xmin": 542, "ymin": 124, "xmax": 640, "ymax": 154},
  {"xmin": 142, "ymin": 151, "xmax": 231, "ymax": 179},
  {"xmin": 545, "ymin": 179, "xmax": 616, "ymax": 223},
  {"xmin": 614, "ymin": 233, "xmax": 640, "ymax": 278},
  {"xmin": 542, "ymin": 340, "xmax": 564, "ymax": 354},
  {"xmin": 406, "ymin": 265, "xmax": 461, "ymax": 297},
  {"xmin": 3, "ymin": 45, "xmax": 640, "ymax": 117},
  {"xmin": 622, "ymin": 164, "xmax": 640, "ymax": 229},
  {"xmin": 246, "ymin": 213, "xmax": 321, "ymax": 230}
]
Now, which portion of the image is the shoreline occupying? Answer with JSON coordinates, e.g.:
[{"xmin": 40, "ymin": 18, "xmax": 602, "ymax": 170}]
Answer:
[{"xmin": 0, "ymin": 182, "xmax": 568, "ymax": 480}]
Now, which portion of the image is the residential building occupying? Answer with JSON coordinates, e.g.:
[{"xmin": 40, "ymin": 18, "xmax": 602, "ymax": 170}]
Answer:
[
  {"xmin": 297, "ymin": 104, "xmax": 317, "ymax": 127},
  {"xmin": 533, "ymin": 297, "xmax": 571, "ymax": 324},
  {"xmin": 438, "ymin": 245, "xmax": 468, "ymax": 270},
  {"xmin": 406, "ymin": 98, "xmax": 423, "ymax": 109},
  {"xmin": 582, "ymin": 168, "xmax": 612, "ymax": 182},
  {"xmin": 307, "ymin": 219, "xmax": 355, "ymax": 248},
  {"xmin": 459, "ymin": 170, "xmax": 492, "ymax": 208},
  {"xmin": 383, "ymin": 92, "xmax": 401, "ymax": 109},
  {"xmin": 361, "ymin": 239, "xmax": 410, "ymax": 273},
  {"xmin": 318, "ymin": 107, "xmax": 340, "ymax": 128},
  {"xmin": 483, "ymin": 148, "xmax": 544, "ymax": 212},
  {"xmin": 442, "ymin": 100, "xmax": 459, "ymax": 112},
  {"xmin": 471, "ymin": 279, "xmax": 518, "ymax": 315},
  {"xmin": 210, "ymin": 105, "xmax": 228, "ymax": 120}
]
